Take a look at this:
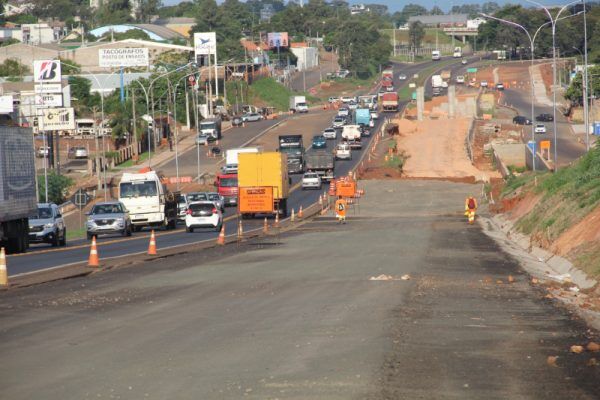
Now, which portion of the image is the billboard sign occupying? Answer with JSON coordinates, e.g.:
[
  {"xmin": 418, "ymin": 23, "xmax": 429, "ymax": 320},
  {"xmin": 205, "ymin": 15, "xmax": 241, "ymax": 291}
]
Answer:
[
  {"xmin": 41, "ymin": 108, "xmax": 75, "ymax": 131},
  {"xmin": 34, "ymin": 83, "xmax": 62, "ymax": 93},
  {"xmin": 98, "ymin": 48, "xmax": 149, "ymax": 68},
  {"xmin": 267, "ymin": 32, "xmax": 289, "ymax": 49},
  {"xmin": 34, "ymin": 94, "xmax": 63, "ymax": 108},
  {"xmin": 33, "ymin": 60, "xmax": 62, "ymax": 83},
  {"xmin": 239, "ymin": 186, "xmax": 274, "ymax": 213},
  {"xmin": 0, "ymin": 95, "xmax": 13, "ymax": 113},
  {"xmin": 194, "ymin": 32, "xmax": 217, "ymax": 56},
  {"xmin": 335, "ymin": 180, "xmax": 356, "ymax": 198}
]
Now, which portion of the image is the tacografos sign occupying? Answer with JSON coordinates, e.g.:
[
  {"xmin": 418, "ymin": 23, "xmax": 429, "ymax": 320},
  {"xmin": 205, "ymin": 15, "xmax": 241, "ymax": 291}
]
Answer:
[{"xmin": 99, "ymin": 48, "xmax": 149, "ymax": 68}]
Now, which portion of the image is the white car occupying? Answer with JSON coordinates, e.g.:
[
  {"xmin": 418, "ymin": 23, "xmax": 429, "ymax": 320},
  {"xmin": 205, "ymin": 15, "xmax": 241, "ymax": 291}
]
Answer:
[
  {"xmin": 456, "ymin": 75, "xmax": 465, "ymax": 84},
  {"xmin": 480, "ymin": 80, "xmax": 488, "ymax": 88},
  {"xmin": 348, "ymin": 101, "xmax": 358, "ymax": 110},
  {"xmin": 398, "ymin": 73, "xmax": 407, "ymax": 80},
  {"xmin": 322, "ymin": 127, "xmax": 337, "ymax": 139},
  {"xmin": 337, "ymin": 107, "xmax": 349, "ymax": 117},
  {"xmin": 341, "ymin": 96, "xmax": 355, "ymax": 103},
  {"xmin": 328, "ymin": 96, "xmax": 339, "ymax": 103},
  {"xmin": 335, "ymin": 143, "xmax": 352, "ymax": 160},
  {"xmin": 534, "ymin": 124, "xmax": 546, "ymax": 134},
  {"xmin": 302, "ymin": 172, "xmax": 322, "ymax": 190},
  {"xmin": 461, "ymin": 59, "xmax": 468, "ymax": 65},
  {"xmin": 185, "ymin": 201, "xmax": 223, "ymax": 232},
  {"xmin": 370, "ymin": 110, "xmax": 379, "ymax": 120},
  {"xmin": 332, "ymin": 116, "xmax": 345, "ymax": 128}
]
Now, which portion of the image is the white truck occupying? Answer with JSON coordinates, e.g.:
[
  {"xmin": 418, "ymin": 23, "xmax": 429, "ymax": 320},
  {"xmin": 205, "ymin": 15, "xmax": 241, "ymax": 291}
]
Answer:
[
  {"xmin": 289, "ymin": 96, "xmax": 308, "ymax": 113},
  {"xmin": 119, "ymin": 171, "xmax": 178, "ymax": 231},
  {"xmin": 432, "ymin": 50, "xmax": 441, "ymax": 61},
  {"xmin": 223, "ymin": 147, "xmax": 261, "ymax": 174},
  {"xmin": 453, "ymin": 46, "xmax": 462, "ymax": 58},
  {"xmin": 0, "ymin": 126, "xmax": 37, "ymax": 253},
  {"xmin": 342, "ymin": 125, "xmax": 362, "ymax": 149},
  {"xmin": 431, "ymin": 75, "xmax": 443, "ymax": 88}
]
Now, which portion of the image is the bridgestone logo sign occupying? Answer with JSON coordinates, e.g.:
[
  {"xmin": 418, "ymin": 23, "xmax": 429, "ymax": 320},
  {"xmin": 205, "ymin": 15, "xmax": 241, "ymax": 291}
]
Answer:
[{"xmin": 99, "ymin": 48, "xmax": 149, "ymax": 68}]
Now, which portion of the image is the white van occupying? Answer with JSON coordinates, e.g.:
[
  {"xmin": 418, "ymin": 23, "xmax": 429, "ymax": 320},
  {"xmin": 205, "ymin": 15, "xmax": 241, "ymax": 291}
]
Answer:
[{"xmin": 432, "ymin": 50, "xmax": 441, "ymax": 61}]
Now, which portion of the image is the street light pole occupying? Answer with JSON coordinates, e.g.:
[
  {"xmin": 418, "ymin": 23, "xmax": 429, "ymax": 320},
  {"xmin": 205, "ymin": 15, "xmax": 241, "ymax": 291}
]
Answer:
[
  {"xmin": 574, "ymin": 45, "xmax": 589, "ymax": 151},
  {"xmin": 582, "ymin": 0, "xmax": 590, "ymax": 151}
]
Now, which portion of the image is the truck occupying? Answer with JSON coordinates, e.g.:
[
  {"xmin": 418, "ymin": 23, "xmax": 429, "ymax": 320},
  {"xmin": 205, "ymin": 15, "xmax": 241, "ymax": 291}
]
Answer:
[
  {"xmin": 358, "ymin": 95, "xmax": 375, "ymax": 109},
  {"xmin": 355, "ymin": 108, "xmax": 372, "ymax": 128},
  {"xmin": 431, "ymin": 74, "xmax": 443, "ymax": 88},
  {"xmin": 223, "ymin": 147, "xmax": 261, "ymax": 174},
  {"xmin": 453, "ymin": 46, "xmax": 462, "ymax": 58},
  {"xmin": 119, "ymin": 170, "xmax": 178, "ymax": 231},
  {"xmin": 289, "ymin": 96, "xmax": 308, "ymax": 113},
  {"xmin": 432, "ymin": 50, "xmax": 441, "ymax": 61},
  {"xmin": 381, "ymin": 92, "xmax": 399, "ymax": 112},
  {"xmin": 238, "ymin": 152, "xmax": 290, "ymax": 217},
  {"xmin": 304, "ymin": 150, "xmax": 334, "ymax": 181},
  {"xmin": 278, "ymin": 135, "xmax": 304, "ymax": 174},
  {"xmin": 0, "ymin": 126, "xmax": 37, "ymax": 253},
  {"xmin": 382, "ymin": 68, "xmax": 394, "ymax": 80},
  {"xmin": 440, "ymin": 70, "xmax": 452, "ymax": 81},
  {"xmin": 342, "ymin": 125, "xmax": 362, "ymax": 149},
  {"xmin": 199, "ymin": 117, "xmax": 222, "ymax": 140},
  {"xmin": 214, "ymin": 173, "xmax": 239, "ymax": 207}
]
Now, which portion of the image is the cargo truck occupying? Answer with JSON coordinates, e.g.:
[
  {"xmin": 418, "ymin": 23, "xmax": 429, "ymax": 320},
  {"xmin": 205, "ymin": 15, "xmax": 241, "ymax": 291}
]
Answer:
[
  {"xmin": 304, "ymin": 150, "xmax": 334, "ymax": 181},
  {"xmin": 432, "ymin": 50, "xmax": 441, "ymax": 61},
  {"xmin": 453, "ymin": 46, "xmax": 462, "ymax": 58},
  {"xmin": 238, "ymin": 152, "xmax": 290, "ymax": 218},
  {"xmin": 289, "ymin": 96, "xmax": 308, "ymax": 113},
  {"xmin": 223, "ymin": 147, "xmax": 261, "ymax": 174},
  {"xmin": 381, "ymin": 79, "xmax": 394, "ymax": 92},
  {"xmin": 199, "ymin": 117, "xmax": 222, "ymax": 140},
  {"xmin": 355, "ymin": 108, "xmax": 372, "ymax": 128},
  {"xmin": 381, "ymin": 92, "xmax": 399, "ymax": 112},
  {"xmin": 0, "ymin": 126, "xmax": 37, "ymax": 253},
  {"xmin": 382, "ymin": 68, "xmax": 394, "ymax": 80},
  {"xmin": 431, "ymin": 74, "xmax": 443, "ymax": 88},
  {"xmin": 342, "ymin": 125, "xmax": 362, "ymax": 149},
  {"xmin": 119, "ymin": 170, "xmax": 178, "ymax": 231},
  {"xmin": 278, "ymin": 134, "xmax": 304, "ymax": 174}
]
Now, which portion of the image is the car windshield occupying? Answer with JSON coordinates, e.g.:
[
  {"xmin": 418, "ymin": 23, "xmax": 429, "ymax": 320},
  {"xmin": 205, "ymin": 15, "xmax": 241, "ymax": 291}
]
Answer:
[
  {"xmin": 92, "ymin": 204, "xmax": 122, "ymax": 214},
  {"xmin": 313, "ymin": 136, "xmax": 323, "ymax": 140},
  {"xmin": 219, "ymin": 178, "xmax": 238, "ymax": 187},
  {"xmin": 305, "ymin": 173, "xmax": 318, "ymax": 178},
  {"xmin": 120, "ymin": 181, "xmax": 158, "ymax": 198},
  {"xmin": 31, "ymin": 207, "xmax": 52, "ymax": 219},
  {"xmin": 188, "ymin": 193, "xmax": 208, "ymax": 202}
]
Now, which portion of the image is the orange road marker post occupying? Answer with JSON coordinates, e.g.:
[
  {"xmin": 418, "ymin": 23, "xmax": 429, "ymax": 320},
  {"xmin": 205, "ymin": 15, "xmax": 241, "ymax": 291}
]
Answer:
[
  {"xmin": 88, "ymin": 236, "xmax": 100, "ymax": 267},
  {"xmin": 148, "ymin": 230, "xmax": 157, "ymax": 255}
]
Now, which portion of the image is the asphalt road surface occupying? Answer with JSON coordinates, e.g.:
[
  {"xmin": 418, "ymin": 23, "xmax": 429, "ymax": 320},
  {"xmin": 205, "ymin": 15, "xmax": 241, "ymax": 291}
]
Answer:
[
  {"xmin": 502, "ymin": 88, "xmax": 586, "ymax": 167},
  {"xmin": 2, "ymin": 180, "xmax": 599, "ymax": 399}
]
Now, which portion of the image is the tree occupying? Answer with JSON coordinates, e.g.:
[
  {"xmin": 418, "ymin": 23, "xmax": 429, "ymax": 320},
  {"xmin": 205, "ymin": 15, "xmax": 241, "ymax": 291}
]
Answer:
[
  {"xmin": 429, "ymin": 6, "xmax": 444, "ymax": 15},
  {"xmin": 136, "ymin": 0, "xmax": 163, "ymax": 23},
  {"xmin": 481, "ymin": 2, "xmax": 500, "ymax": 14},
  {"xmin": 395, "ymin": 3, "xmax": 427, "ymax": 25},
  {"xmin": 95, "ymin": 0, "xmax": 133, "ymax": 25},
  {"xmin": 0, "ymin": 59, "xmax": 29, "ymax": 77},
  {"xmin": 37, "ymin": 173, "xmax": 73, "ymax": 204},
  {"xmin": 408, "ymin": 21, "xmax": 425, "ymax": 51}
]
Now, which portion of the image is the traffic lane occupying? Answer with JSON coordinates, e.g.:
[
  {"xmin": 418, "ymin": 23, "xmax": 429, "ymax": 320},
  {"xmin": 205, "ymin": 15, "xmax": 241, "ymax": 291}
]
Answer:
[{"xmin": 503, "ymin": 88, "xmax": 586, "ymax": 165}]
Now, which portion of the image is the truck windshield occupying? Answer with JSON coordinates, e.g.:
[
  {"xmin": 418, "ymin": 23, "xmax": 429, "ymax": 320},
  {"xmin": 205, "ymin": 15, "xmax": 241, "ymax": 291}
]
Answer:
[
  {"xmin": 120, "ymin": 181, "xmax": 158, "ymax": 198},
  {"xmin": 31, "ymin": 207, "xmax": 52, "ymax": 219},
  {"xmin": 200, "ymin": 122, "xmax": 216, "ymax": 129},
  {"xmin": 219, "ymin": 178, "xmax": 238, "ymax": 187}
]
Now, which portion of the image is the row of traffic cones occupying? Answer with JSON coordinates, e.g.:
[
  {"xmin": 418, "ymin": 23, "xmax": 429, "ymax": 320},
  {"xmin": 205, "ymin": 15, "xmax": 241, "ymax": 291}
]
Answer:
[{"xmin": 88, "ymin": 230, "xmax": 158, "ymax": 267}]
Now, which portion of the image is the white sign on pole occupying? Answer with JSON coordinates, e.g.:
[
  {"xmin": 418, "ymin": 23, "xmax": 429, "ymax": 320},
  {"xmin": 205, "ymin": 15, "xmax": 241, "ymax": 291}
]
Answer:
[
  {"xmin": 0, "ymin": 95, "xmax": 13, "ymax": 113},
  {"xmin": 98, "ymin": 48, "xmax": 150, "ymax": 68},
  {"xmin": 34, "ymin": 94, "xmax": 63, "ymax": 107},
  {"xmin": 42, "ymin": 107, "xmax": 75, "ymax": 131},
  {"xmin": 34, "ymin": 83, "xmax": 62, "ymax": 93},
  {"xmin": 194, "ymin": 32, "xmax": 216, "ymax": 56},
  {"xmin": 33, "ymin": 60, "xmax": 62, "ymax": 83}
]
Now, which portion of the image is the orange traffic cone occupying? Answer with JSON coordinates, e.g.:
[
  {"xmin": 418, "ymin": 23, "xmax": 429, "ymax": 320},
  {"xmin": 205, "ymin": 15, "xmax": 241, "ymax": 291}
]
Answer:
[
  {"xmin": 0, "ymin": 247, "xmax": 7, "ymax": 286},
  {"xmin": 148, "ymin": 230, "xmax": 157, "ymax": 255},
  {"xmin": 263, "ymin": 217, "xmax": 268, "ymax": 233},
  {"xmin": 274, "ymin": 212, "xmax": 279, "ymax": 228},
  {"xmin": 217, "ymin": 225, "xmax": 225, "ymax": 245},
  {"xmin": 298, "ymin": 205, "xmax": 303, "ymax": 219},
  {"xmin": 88, "ymin": 236, "xmax": 99, "ymax": 267}
]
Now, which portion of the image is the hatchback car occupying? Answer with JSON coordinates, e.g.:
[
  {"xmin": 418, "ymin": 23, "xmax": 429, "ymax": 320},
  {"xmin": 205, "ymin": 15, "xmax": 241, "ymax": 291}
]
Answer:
[
  {"xmin": 348, "ymin": 101, "xmax": 358, "ymax": 110},
  {"xmin": 185, "ymin": 201, "xmax": 223, "ymax": 232},
  {"xmin": 242, "ymin": 112, "xmax": 263, "ymax": 122},
  {"xmin": 333, "ymin": 116, "xmax": 346, "ymax": 128},
  {"xmin": 207, "ymin": 192, "xmax": 225, "ymax": 212},
  {"xmin": 536, "ymin": 113, "xmax": 553, "ymax": 122},
  {"xmin": 513, "ymin": 115, "xmax": 532, "ymax": 125},
  {"xmin": 322, "ymin": 127, "xmax": 337, "ymax": 139},
  {"xmin": 302, "ymin": 172, "xmax": 322, "ymax": 190},
  {"xmin": 534, "ymin": 124, "xmax": 547, "ymax": 134},
  {"xmin": 68, "ymin": 146, "xmax": 88, "ymax": 159},
  {"xmin": 312, "ymin": 135, "xmax": 327, "ymax": 149},
  {"xmin": 86, "ymin": 201, "xmax": 132, "ymax": 239}
]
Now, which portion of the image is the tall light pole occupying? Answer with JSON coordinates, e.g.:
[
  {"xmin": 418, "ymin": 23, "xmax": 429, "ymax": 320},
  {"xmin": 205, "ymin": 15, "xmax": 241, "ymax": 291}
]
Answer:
[
  {"xmin": 582, "ymin": 0, "xmax": 590, "ymax": 151},
  {"xmin": 573, "ymin": 45, "xmax": 589, "ymax": 151},
  {"xmin": 525, "ymin": 0, "xmax": 581, "ymax": 170}
]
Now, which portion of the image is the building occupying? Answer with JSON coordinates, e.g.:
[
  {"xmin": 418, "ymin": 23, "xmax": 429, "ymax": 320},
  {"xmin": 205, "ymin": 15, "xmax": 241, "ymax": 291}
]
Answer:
[
  {"xmin": 407, "ymin": 14, "xmax": 469, "ymax": 27},
  {"xmin": 12, "ymin": 24, "xmax": 63, "ymax": 45},
  {"xmin": 350, "ymin": 4, "xmax": 369, "ymax": 15},
  {"xmin": 290, "ymin": 43, "xmax": 318, "ymax": 71},
  {"xmin": 89, "ymin": 24, "xmax": 186, "ymax": 42}
]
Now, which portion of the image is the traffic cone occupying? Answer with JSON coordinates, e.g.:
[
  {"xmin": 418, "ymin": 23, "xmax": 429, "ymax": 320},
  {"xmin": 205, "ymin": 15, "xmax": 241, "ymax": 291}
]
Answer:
[
  {"xmin": 274, "ymin": 212, "xmax": 279, "ymax": 228},
  {"xmin": 298, "ymin": 205, "xmax": 303, "ymax": 219},
  {"xmin": 237, "ymin": 220, "xmax": 243, "ymax": 238},
  {"xmin": 263, "ymin": 217, "xmax": 268, "ymax": 233},
  {"xmin": 88, "ymin": 237, "xmax": 99, "ymax": 267},
  {"xmin": 291, "ymin": 208, "xmax": 295, "ymax": 222},
  {"xmin": 319, "ymin": 195, "xmax": 323, "ymax": 207},
  {"xmin": 217, "ymin": 225, "xmax": 225, "ymax": 245},
  {"xmin": 148, "ymin": 230, "xmax": 157, "ymax": 255},
  {"xmin": 0, "ymin": 247, "xmax": 7, "ymax": 286}
]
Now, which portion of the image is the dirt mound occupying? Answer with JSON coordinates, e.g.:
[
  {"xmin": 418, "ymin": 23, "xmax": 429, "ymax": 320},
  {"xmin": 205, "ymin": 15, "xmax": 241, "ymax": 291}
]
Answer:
[{"xmin": 551, "ymin": 204, "xmax": 600, "ymax": 256}]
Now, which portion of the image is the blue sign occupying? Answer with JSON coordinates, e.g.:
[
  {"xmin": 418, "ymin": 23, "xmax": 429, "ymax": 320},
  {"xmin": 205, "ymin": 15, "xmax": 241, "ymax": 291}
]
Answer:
[
  {"xmin": 594, "ymin": 122, "xmax": 600, "ymax": 136},
  {"xmin": 527, "ymin": 140, "xmax": 536, "ymax": 153}
]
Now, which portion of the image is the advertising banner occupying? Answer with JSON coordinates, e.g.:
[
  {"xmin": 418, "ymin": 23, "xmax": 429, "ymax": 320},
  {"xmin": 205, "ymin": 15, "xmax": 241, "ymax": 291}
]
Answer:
[
  {"xmin": 34, "ymin": 83, "xmax": 62, "ymax": 93},
  {"xmin": 267, "ymin": 32, "xmax": 289, "ymax": 49},
  {"xmin": 34, "ymin": 94, "xmax": 63, "ymax": 107},
  {"xmin": 194, "ymin": 32, "xmax": 217, "ymax": 56},
  {"xmin": 33, "ymin": 60, "xmax": 62, "ymax": 83},
  {"xmin": 41, "ymin": 108, "xmax": 75, "ymax": 131},
  {"xmin": 99, "ymin": 48, "xmax": 149, "ymax": 68},
  {"xmin": 0, "ymin": 95, "xmax": 13, "ymax": 113},
  {"xmin": 239, "ymin": 186, "xmax": 274, "ymax": 213}
]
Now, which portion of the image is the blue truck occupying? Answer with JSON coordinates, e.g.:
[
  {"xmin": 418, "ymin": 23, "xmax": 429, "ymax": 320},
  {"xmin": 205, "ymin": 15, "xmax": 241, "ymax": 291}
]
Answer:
[{"xmin": 355, "ymin": 108, "xmax": 372, "ymax": 128}]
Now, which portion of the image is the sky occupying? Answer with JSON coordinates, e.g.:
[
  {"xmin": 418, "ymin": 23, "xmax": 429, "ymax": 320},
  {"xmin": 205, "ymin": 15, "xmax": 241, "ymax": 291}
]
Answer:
[{"xmin": 160, "ymin": 0, "xmax": 576, "ymax": 13}]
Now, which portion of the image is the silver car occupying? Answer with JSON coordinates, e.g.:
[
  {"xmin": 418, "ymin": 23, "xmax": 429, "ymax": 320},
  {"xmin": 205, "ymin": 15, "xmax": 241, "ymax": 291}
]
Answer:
[
  {"xmin": 177, "ymin": 194, "xmax": 188, "ymax": 221},
  {"xmin": 242, "ymin": 112, "xmax": 263, "ymax": 122},
  {"xmin": 207, "ymin": 192, "xmax": 225, "ymax": 212},
  {"xmin": 196, "ymin": 134, "xmax": 209, "ymax": 146},
  {"xmin": 86, "ymin": 201, "xmax": 132, "ymax": 239}
]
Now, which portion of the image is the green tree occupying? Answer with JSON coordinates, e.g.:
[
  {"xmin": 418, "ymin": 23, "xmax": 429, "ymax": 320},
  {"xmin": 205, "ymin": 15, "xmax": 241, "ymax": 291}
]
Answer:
[
  {"xmin": 408, "ymin": 21, "xmax": 425, "ymax": 51},
  {"xmin": 395, "ymin": 3, "xmax": 427, "ymax": 25},
  {"xmin": 429, "ymin": 5, "xmax": 444, "ymax": 15},
  {"xmin": 38, "ymin": 173, "xmax": 73, "ymax": 204},
  {"xmin": 95, "ymin": 0, "xmax": 133, "ymax": 25},
  {"xmin": 0, "ymin": 59, "xmax": 29, "ymax": 77},
  {"xmin": 136, "ymin": 0, "xmax": 163, "ymax": 23}
]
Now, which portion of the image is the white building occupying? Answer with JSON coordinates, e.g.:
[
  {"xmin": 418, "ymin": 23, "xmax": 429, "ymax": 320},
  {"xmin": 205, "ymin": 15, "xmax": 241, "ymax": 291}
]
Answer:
[
  {"xmin": 12, "ymin": 24, "xmax": 57, "ymax": 45},
  {"xmin": 467, "ymin": 18, "xmax": 486, "ymax": 29},
  {"xmin": 290, "ymin": 46, "xmax": 319, "ymax": 71}
]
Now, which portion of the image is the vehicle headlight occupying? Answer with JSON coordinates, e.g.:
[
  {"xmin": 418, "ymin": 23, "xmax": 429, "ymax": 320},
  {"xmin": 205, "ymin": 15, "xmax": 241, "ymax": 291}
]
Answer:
[
  {"xmin": 44, "ymin": 223, "xmax": 54, "ymax": 229},
  {"xmin": 115, "ymin": 217, "xmax": 124, "ymax": 223}
]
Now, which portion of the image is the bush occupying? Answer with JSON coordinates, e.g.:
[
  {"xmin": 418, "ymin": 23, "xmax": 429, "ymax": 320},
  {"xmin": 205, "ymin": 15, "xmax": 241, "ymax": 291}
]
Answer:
[{"xmin": 38, "ymin": 173, "xmax": 74, "ymax": 204}]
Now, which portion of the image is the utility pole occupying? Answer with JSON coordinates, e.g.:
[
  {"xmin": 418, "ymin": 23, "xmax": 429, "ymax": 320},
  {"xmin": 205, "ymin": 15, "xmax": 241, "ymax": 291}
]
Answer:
[{"xmin": 132, "ymin": 88, "xmax": 138, "ymax": 156}]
